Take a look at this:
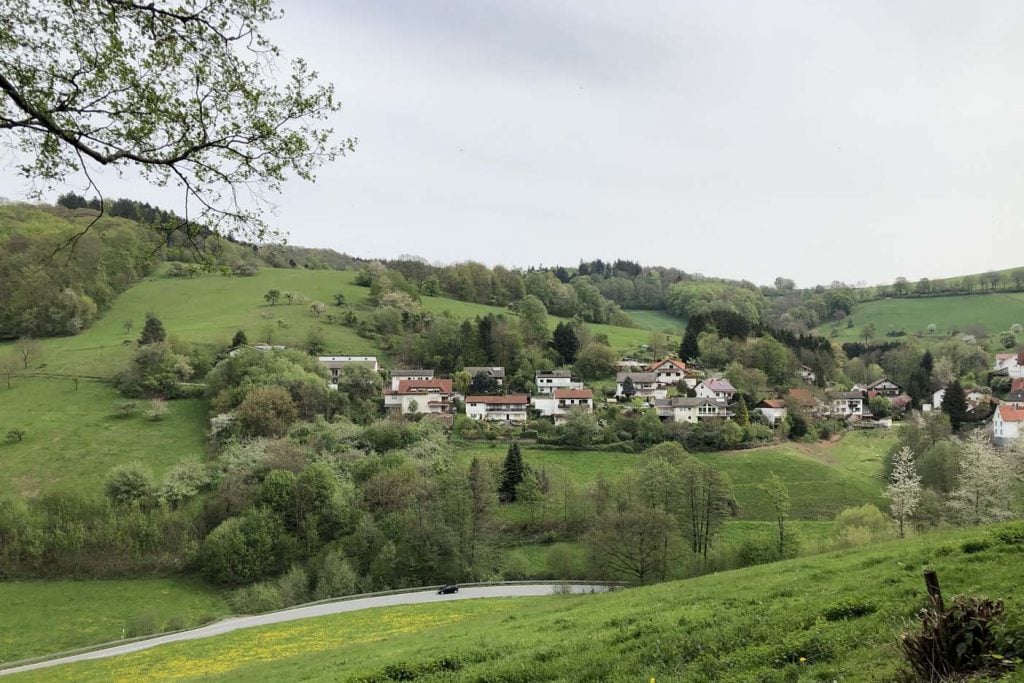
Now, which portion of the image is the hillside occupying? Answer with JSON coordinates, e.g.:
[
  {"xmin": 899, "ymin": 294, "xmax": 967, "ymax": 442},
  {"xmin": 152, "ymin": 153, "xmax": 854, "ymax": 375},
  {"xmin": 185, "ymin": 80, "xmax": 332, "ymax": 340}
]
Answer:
[
  {"xmin": 817, "ymin": 292, "xmax": 1024, "ymax": 345},
  {"xmin": 14, "ymin": 523, "xmax": 1024, "ymax": 682}
]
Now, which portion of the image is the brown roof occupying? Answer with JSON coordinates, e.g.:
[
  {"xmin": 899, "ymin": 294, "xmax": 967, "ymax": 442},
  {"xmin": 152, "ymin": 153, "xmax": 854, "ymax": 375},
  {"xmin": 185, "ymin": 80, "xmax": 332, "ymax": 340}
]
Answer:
[
  {"xmin": 787, "ymin": 388, "xmax": 818, "ymax": 407},
  {"xmin": 466, "ymin": 394, "xmax": 529, "ymax": 405},
  {"xmin": 395, "ymin": 379, "xmax": 452, "ymax": 394},
  {"xmin": 998, "ymin": 404, "xmax": 1024, "ymax": 422},
  {"xmin": 1011, "ymin": 378, "xmax": 1024, "ymax": 392},
  {"xmin": 758, "ymin": 399, "xmax": 787, "ymax": 409},
  {"xmin": 554, "ymin": 388, "xmax": 593, "ymax": 400},
  {"xmin": 647, "ymin": 358, "xmax": 686, "ymax": 372}
]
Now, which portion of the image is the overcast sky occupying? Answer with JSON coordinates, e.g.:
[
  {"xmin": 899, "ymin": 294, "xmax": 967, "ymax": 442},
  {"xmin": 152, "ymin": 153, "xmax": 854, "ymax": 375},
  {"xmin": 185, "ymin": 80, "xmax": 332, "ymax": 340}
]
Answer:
[{"xmin": 4, "ymin": 0, "xmax": 1024, "ymax": 287}]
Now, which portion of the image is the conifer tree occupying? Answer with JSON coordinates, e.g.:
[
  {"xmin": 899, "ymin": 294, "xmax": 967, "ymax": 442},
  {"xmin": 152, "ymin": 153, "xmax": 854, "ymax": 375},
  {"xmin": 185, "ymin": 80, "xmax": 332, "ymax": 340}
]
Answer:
[
  {"xmin": 499, "ymin": 441, "xmax": 525, "ymax": 503},
  {"xmin": 138, "ymin": 314, "xmax": 166, "ymax": 345},
  {"xmin": 679, "ymin": 326, "xmax": 700, "ymax": 363},
  {"xmin": 734, "ymin": 396, "xmax": 750, "ymax": 426},
  {"xmin": 621, "ymin": 375, "xmax": 636, "ymax": 400},
  {"xmin": 941, "ymin": 379, "xmax": 968, "ymax": 431}
]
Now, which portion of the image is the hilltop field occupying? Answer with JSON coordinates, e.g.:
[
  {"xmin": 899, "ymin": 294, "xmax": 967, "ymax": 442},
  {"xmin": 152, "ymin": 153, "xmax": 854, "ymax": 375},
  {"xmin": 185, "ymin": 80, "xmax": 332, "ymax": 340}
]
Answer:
[{"xmin": 11, "ymin": 523, "xmax": 1024, "ymax": 682}]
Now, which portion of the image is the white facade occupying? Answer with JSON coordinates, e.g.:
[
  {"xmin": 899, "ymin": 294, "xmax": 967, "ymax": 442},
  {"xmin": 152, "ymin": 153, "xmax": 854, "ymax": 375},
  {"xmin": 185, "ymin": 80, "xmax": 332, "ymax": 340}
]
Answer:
[
  {"xmin": 694, "ymin": 380, "xmax": 736, "ymax": 401},
  {"xmin": 993, "ymin": 405, "xmax": 1023, "ymax": 445},
  {"xmin": 615, "ymin": 373, "xmax": 666, "ymax": 401},
  {"xmin": 465, "ymin": 396, "xmax": 529, "ymax": 423},
  {"xmin": 655, "ymin": 397, "xmax": 727, "ymax": 423},
  {"xmin": 318, "ymin": 356, "xmax": 379, "ymax": 384},
  {"xmin": 384, "ymin": 392, "xmax": 445, "ymax": 415},
  {"xmin": 535, "ymin": 372, "xmax": 583, "ymax": 395},
  {"xmin": 828, "ymin": 393, "xmax": 865, "ymax": 417},
  {"xmin": 389, "ymin": 370, "xmax": 434, "ymax": 392},
  {"xmin": 531, "ymin": 390, "xmax": 594, "ymax": 423},
  {"xmin": 756, "ymin": 401, "xmax": 788, "ymax": 426},
  {"xmin": 648, "ymin": 359, "xmax": 686, "ymax": 386}
]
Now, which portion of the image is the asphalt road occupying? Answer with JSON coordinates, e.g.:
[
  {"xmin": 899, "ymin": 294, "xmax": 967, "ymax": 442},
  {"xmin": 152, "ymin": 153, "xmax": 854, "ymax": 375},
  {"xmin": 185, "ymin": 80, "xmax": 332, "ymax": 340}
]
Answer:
[{"xmin": 0, "ymin": 583, "xmax": 614, "ymax": 677}]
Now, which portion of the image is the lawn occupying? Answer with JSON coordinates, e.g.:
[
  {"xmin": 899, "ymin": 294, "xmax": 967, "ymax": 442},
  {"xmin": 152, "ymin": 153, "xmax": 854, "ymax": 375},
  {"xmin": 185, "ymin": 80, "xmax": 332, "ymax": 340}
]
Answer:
[
  {"xmin": 455, "ymin": 431, "xmax": 893, "ymax": 523},
  {"xmin": 624, "ymin": 308, "xmax": 686, "ymax": 335},
  {"xmin": 0, "ymin": 577, "xmax": 227, "ymax": 665},
  {"xmin": 23, "ymin": 523, "xmax": 1024, "ymax": 682},
  {"xmin": 0, "ymin": 378, "xmax": 208, "ymax": 496},
  {"xmin": 817, "ymin": 292, "xmax": 1024, "ymax": 345}
]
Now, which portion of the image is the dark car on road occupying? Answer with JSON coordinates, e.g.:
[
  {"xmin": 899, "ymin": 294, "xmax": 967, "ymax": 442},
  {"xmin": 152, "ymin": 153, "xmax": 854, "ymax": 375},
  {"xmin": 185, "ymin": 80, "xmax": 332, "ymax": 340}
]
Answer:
[{"xmin": 437, "ymin": 584, "xmax": 459, "ymax": 595}]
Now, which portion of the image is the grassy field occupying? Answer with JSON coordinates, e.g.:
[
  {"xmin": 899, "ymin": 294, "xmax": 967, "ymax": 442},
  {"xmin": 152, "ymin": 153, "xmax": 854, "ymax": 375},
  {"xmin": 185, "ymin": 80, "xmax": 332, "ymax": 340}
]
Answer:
[
  {"xmin": 0, "ymin": 577, "xmax": 227, "ymax": 665},
  {"xmin": 0, "ymin": 378, "xmax": 207, "ymax": 496},
  {"xmin": 22, "ymin": 523, "xmax": 1024, "ymax": 682},
  {"xmin": 818, "ymin": 292, "xmax": 1024, "ymax": 344},
  {"xmin": 456, "ymin": 431, "xmax": 892, "ymax": 522},
  {"xmin": 624, "ymin": 308, "xmax": 686, "ymax": 335}
]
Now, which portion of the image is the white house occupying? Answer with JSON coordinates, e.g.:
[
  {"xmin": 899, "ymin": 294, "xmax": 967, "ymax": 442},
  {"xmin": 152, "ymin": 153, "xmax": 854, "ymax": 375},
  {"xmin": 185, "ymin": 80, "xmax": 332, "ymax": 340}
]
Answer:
[
  {"xmin": 464, "ymin": 366, "xmax": 506, "ymax": 387},
  {"xmin": 932, "ymin": 387, "xmax": 990, "ymax": 410},
  {"xmin": 531, "ymin": 388, "xmax": 594, "ymax": 424},
  {"xmin": 827, "ymin": 391, "xmax": 865, "ymax": 418},
  {"xmin": 799, "ymin": 365, "xmax": 816, "ymax": 384},
  {"xmin": 756, "ymin": 399, "xmax": 788, "ymax": 426},
  {"xmin": 695, "ymin": 378, "xmax": 737, "ymax": 402},
  {"xmin": 535, "ymin": 371, "xmax": 584, "ymax": 395},
  {"xmin": 389, "ymin": 369, "xmax": 435, "ymax": 392},
  {"xmin": 995, "ymin": 352, "xmax": 1024, "ymax": 377},
  {"xmin": 993, "ymin": 404, "xmax": 1024, "ymax": 446},
  {"xmin": 866, "ymin": 378, "xmax": 901, "ymax": 397},
  {"xmin": 1007, "ymin": 378, "xmax": 1024, "ymax": 407},
  {"xmin": 647, "ymin": 358, "xmax": 686, "ymax": 386},
  {"xmin": 655, "ymin": 397, "xmax": 729, "ymax": 423},
  {"xmin": 384, "ymin": 379, "xmax": 453, "ymax": 415},
  {"xmin": 465, "ymin": 394, "xmax": 529, "ymax": 423},
  {"xmin": 318, "ymin": 355, "xmax": 379, "ymax": 383},
  {"xmin": 615, "ymin": 372, "xmax": 666, "ymax": 401}
]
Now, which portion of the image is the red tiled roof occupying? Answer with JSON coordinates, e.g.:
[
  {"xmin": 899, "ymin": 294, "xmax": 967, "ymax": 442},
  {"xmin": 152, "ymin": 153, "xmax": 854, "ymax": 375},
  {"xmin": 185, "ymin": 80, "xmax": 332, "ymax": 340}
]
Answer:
[
  {"xmin": 1011, "ymin": 378, "xmax": 1024, "ymax": 393},
  {"xmin": 646, "ymin": 358, "xmax": 686, "ymax": 372},
  {"xmin": 758, "ymin": 399, "xmax": 786, "ymax": 409},
  {"xmin": 998, "ymin": 404, "xmax": 1024, "ymax": 422},
  {"xmin": 466, "ymin": 394, "xmax": 529, "ymax": 405},
  {"xmin": 395, "ymin": 379, "xmax": 452, "ymax": 394},
  {"xmin": 787, "ymin": 388, "xmax": 818, "ymax": 407},
  {"xmin": 554, "ymin": 388, "xmax": 593, "ymax": 400}
]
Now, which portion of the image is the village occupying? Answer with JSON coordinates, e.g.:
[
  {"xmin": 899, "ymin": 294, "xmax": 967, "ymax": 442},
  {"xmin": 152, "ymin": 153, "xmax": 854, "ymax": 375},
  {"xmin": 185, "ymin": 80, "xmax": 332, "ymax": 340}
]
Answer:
[{"xmin": 311, "ymin": 350, "xmax": 1024, "ymax": 447}]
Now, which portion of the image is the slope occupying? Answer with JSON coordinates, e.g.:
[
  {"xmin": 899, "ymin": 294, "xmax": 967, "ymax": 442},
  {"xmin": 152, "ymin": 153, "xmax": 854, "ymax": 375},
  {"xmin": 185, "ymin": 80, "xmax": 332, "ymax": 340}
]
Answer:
[{"xmin": 19, "ymin": 523, "xmax": 1024, "ymax": 682}]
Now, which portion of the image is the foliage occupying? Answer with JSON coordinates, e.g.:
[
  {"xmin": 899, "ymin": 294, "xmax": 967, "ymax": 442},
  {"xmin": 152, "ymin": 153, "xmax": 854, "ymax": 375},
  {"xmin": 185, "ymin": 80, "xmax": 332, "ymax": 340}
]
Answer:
[
  {"xmin": 199, "ymin": 508, "xmax": 294, "ymax": 586},
  {"xmin": 886, "ymin": 447, "xmax": 921, "ymax": 538},
  {"xmin": 104, "ymin": 464, "xmax": 155, "ymax": 507},
  {"xmin": 941, "ymin": 380, "xmax": 968, "ymax": 431},
  {"xmin": 138, "ymin": 314, "xmax": 167, "ymax": 345},
  {"xmin": 236, "ymin": 386, "xmax": 300, "ymax": 438},
  {"xmin": 5, "ymin": 427, "xmax": 26, "ymax": 442},
  {"xmin": 948, "ymin": 431, "xmax": 1016, "ymax": 525},
  {"xmin": 499, "ymin": 442, "xmax": 525, "ymax": 502}
]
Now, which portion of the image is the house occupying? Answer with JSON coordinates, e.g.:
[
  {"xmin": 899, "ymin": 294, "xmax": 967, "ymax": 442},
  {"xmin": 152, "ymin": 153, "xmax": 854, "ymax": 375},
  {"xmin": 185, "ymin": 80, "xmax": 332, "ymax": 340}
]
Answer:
[
  {"xmin": 465, "ymin": 394, "xmax": 530, "ymax": 423},
  {"xmin": 788, "ymin": 387, "xmax": 825, "ymax": 415},
  {"xmin": 799, "ymin": 365, "xmax": 816, "ymax": 384},
  {"xmin": 647, "ymin": 358, "xmax": 686, "ymax": 386},
  {"xmin": 535, "ymin": 371, "xmax": 584, "ymax": 395},
  {"xmin": 384, "ymin": 379, "xmax": 453, "ymax": 415},
  {"xmin": 318, "ymin": 355, "xmax": 379, "ymax": 381},
  {"xmin": 827, "ymin": 391, "xmax": 865, "ymax": 418},
  {"xmin": 995, "ymin": 352, "xmax": 1024, "ymax": 378},
  {"xmin": 1006, "ymin": 378, "xmax": 1024, "ymax": 407},
  {"xmin": 655, "ymin": 397, "xmax": 729, "ymax": 423},
  {"xmin": 695, "ymin": 378, "xmax": 737, "ymax": 402},
  {"xmin": 616, "ymin": 360, "xmax": 647, "ymax": 371},
  {"xmin": 932, "ymin": 387, "xmax": 991, "ymax": 410},
  {"xmin": 464, "ymin": 366, "xmax": 506, "ymax": 387},
  {"xmin": 615, "ymin": 372, "xmax": 666, "ymax": 401},
  {"xmin": 389, "ymin": 369, "xmax": 435, "ymax": 392},
  {"xmin": 756, "ymin": 399, "xmax": 788, "ymax": 426},
  {"xmin": 866, "ymin": 378, "xmax": 901, "ymax": 397},
  {"xmin": 993, "ymin": 404, "xmax": 1024, "ymax": 446},
  {"xmin": 531, "ymin": 388, "xmax": 594, "ymax": 424}
]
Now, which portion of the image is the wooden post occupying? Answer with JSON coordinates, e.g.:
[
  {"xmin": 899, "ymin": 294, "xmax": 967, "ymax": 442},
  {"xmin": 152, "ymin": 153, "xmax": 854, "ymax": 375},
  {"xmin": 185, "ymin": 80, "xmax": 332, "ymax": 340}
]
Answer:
[{"xmin": 923, "ymin": 569, "xmax": 944, "ymax": 612}]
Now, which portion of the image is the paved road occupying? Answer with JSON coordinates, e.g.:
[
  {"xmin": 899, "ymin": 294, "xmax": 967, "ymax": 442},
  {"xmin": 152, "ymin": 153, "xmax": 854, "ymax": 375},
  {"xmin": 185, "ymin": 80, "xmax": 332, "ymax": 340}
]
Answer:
[{"xmin": 0, "ymin": 583, "xmax": 614, "ymax": 677}]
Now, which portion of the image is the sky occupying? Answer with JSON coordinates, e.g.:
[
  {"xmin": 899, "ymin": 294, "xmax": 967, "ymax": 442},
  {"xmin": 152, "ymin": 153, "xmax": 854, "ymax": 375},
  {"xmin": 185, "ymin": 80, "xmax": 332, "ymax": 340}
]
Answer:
[{"xmin": 4, "ymin": 0, "xmax": 1024, "ymax": 287}]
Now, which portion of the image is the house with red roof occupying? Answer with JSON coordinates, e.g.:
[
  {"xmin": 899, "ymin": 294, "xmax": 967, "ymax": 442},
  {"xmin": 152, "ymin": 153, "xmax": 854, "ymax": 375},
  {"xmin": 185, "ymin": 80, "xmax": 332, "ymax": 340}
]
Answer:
[
  {"xmin": 465, "ymin": 394, "xmax": 530, "ymax": 423},
  {"xmin": 995, "ymin": 352, "xmax": 1024, "ymax": 378},
  {"xmin": 993, "ymin": 403, "xmax": 1024, "ymax": 446},
  {"xmin": 1007, "ymin": 378, "xmax": 1024, "ymax": 407},
  {"xmin": 384, "ymin": 379, "xmax": 454, "ymax": 415},
  {"xmin": 756, "ymin": 399, "xmax": 788, "ymax": 426},
  {"xmin": 647, "ymin": 358, "xmax": 687, "ymax": 386}
]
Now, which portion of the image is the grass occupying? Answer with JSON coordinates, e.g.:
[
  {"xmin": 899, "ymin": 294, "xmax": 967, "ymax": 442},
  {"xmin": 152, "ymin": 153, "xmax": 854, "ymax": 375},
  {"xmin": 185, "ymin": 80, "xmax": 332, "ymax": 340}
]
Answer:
[
  {"xmin": 0, "ymin": 577, "xmax": 227, "ymax": 665},
  {"xmin": 624, "ymin": 308, "xmax": 686, "ymax": 335},
  {"xmin": 817, "ymin": 292, "xmax": 1024, "ymax": 345},
  {"xmin": 455, "ymin": 431, "xmax": 893, "ymax": 522},
  {"xmin": 22, "ymin": 523, "xmax": 1024, "ymax": 682},
  {"xmin": 0, "ymin": 378, "xmax": 207, "ymax": 496}
]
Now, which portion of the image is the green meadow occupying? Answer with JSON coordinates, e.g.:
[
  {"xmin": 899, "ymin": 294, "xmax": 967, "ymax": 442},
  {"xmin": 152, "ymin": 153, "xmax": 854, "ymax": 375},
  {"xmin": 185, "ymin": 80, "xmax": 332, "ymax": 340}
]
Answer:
[
  {"xmin": 0, "ymin": 578, "xmax": 228, "ymax": 665},
  {"xmin": 0, "ymin": 378, "xmax": 207, "ymax": 495},
  {"xmin": 818, "ymin": 292, "xmax": 1024, "ymax": 344},
  {"xmin": 18, "ymin": 523, "xmax": 1024, "ymax": 682}
]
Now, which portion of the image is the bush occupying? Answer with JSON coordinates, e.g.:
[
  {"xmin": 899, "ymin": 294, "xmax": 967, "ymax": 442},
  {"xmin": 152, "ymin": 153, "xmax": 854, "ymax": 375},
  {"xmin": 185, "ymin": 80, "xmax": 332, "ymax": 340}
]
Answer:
[
  {"xmin": 125, "ymin": 611, "xmax": 160, "ymax": 637},
  {"xmin": 199, "ymin": 508, "xmax": 293, "ymax": 585},
  {"xmin": 228, "ymin": 582, "xmax": 285, "ymax": 614},
  {"xmin": 900, "ymin": 595, "xmax": 1017, "ymax": 680},
  {"xmin": 278, "ymin": 565, "xmax": 311, "ymax": 606},
  {"xmin": 117, "ymin": 402, "xmax": 138, "ymax": 418},
  {"xmin": 822, "ymin": 598, "xmax": 876, "ymax": 621},
  {"xmin": 146, "ymin": 398, "xmax": 168, "ymax": 421},
  {"xmin": 164, "ymin": 614, "xmax": 189, "ymax": 632},
  {"xmin": 5, "ymin": 427, "xmax": 25, "ymax": 442},
  {"xmin": 313, "ymin": 548, "xmax": 359, "ymax": 600},
  {"xmin": 104, "ymin": 464, "xmax": 155, "ymax": 507}
]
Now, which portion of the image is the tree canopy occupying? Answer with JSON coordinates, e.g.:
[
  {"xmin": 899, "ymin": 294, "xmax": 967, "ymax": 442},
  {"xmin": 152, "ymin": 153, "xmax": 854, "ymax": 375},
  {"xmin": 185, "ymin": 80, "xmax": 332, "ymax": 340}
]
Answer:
[{"xmin": 0, "ymin": 0, "xmax": 352, "ymax": 242}]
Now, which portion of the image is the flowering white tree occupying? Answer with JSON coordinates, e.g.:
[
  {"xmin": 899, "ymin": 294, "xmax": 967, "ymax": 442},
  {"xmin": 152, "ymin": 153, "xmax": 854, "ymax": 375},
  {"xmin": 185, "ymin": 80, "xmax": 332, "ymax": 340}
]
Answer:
[
  {"xmin": 948, "ymin": 431, "xmax": 1016, "ymax": 525},
  {"xmin": 887, "ymin": 446, "xmax": 922, "ymax": 538}
]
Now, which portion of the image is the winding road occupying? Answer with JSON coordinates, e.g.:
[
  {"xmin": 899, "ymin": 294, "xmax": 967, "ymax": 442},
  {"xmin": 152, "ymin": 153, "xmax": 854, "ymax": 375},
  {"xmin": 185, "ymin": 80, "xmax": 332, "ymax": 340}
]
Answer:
[{"xmin": 0, "ymin": 583, "xmax": 617, "ymax": 677}]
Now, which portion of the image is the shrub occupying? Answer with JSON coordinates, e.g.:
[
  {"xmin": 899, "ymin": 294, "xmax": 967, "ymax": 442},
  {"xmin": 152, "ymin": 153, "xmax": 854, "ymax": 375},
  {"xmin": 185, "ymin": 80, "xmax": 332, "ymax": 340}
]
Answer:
[
  {"xmin": 104, "ymin": 464, "xmax": 155, "ymax": 507},
  {"xmin": 995, "ymin": 524, "xmax": 1024, "ymax": 546},
  {"xmin": 199, "ymin": 508, "xmax": 293, "ymax": 585},
  {"xmin": 5, "ymin": 427, "xmax": 25, "ymax": 442},
  {"xmin": 125, "ymin": 612, "xmax": 160, "ymax": 637},
  {"xmin": 961, "ymin": 539, "xmax": 991, "ymax": 554},
  {"xmin": 146, "ymin": 398, "xmax": 168, "ymax": 421},
  {"xmin": 228, "ymin": 582, "xmax": 285, "ymax": 614},
  {"xmin": 117, "ymin": 402, "xmax": 138, "ymax": 418},
  {"xmin": 278, "ymin": 565, "xmax": 311, "ymax": 607},
  {"xmin": 164, "ymin": 615, "xmax": 189, "ymax": 632},
  {"xmin": 312, "ymin": 548, "xmax": 359, "ymax": 600},
  {"xmin": 900, "ymin": 595, "xmax": 1017, "ymax": 680},
  {"xmin": 822, "ymin": 598, "xmax": 876, "ymax": 621}
]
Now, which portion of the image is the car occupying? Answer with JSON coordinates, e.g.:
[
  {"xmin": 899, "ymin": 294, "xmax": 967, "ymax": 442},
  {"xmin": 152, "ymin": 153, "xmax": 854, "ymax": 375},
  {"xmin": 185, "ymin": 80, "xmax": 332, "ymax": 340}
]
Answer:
[{"xmin": 437, "ymin": 584, "xmax": 459, "ymax": 595}]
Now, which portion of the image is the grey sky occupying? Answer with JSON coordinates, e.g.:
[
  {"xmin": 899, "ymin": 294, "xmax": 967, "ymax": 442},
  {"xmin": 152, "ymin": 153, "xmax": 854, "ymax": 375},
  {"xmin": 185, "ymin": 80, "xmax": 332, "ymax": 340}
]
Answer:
[{"xmin": 4, "ymin": 0, "xmax": 1024, "ymax": 287}]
